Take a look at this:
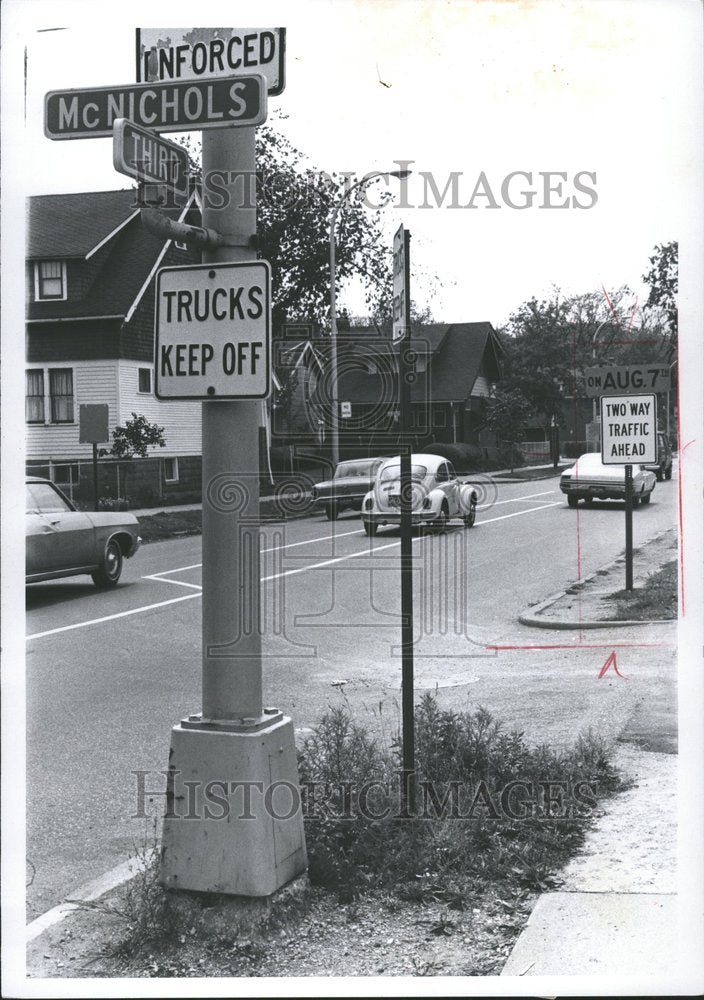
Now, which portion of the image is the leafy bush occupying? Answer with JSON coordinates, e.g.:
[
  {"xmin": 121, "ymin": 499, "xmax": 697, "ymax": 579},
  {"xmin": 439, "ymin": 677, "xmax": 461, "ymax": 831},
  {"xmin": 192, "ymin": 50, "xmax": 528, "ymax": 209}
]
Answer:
[
  {"xmin": 298, "ymin": 694, "xmax": 626, "ymax": 901},
  {"xmin": 419, "ymin": 442, "xmax": 484, "ymax": 472}
]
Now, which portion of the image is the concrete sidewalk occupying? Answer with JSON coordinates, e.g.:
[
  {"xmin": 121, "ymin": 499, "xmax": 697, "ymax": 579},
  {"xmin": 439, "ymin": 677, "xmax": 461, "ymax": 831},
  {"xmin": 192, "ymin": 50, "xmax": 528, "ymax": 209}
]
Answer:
[{"xmin": 501, "ymin": 743, "xmax": 678, "ymax": 977}]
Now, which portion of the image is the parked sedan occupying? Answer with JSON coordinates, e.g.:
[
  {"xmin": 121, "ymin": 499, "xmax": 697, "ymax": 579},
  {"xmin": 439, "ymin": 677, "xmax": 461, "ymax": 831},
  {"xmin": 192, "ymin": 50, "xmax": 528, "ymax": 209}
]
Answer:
[
  {"xmin": 26, "ymin": 477, "xmax": 141, "ymax": 587},
  {"xmin": 361, "ymin": 454, "xmax": 478, "ymax": 536},
  {"xmin": 311, "ymin": 456, "xmax": 390, "ymax": 520},
  {"xmin": 560, "ymin": 453, "xmax": 656, "ymax": 508}
]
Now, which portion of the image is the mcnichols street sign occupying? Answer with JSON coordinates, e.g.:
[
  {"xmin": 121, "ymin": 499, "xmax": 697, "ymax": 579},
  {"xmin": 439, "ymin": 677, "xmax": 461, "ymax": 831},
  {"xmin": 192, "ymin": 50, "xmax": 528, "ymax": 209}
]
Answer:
[
  {"xmin": 113, "ymin": 119, "xmax": 190, "ymax": 201},
  {"xmin": 584, "ymin": 364, "xmax": 670, "ymax": 398},
  {"xmin": 600, "ymin": 393, "xmax": 657, "ymax": 465},
  {"xmin": 44, "ymin": 75, "xmax": 267, "ymax": 139},
  {"xmin": 155, "ymin": 261, "xmax": 271, "ymax": 401}
]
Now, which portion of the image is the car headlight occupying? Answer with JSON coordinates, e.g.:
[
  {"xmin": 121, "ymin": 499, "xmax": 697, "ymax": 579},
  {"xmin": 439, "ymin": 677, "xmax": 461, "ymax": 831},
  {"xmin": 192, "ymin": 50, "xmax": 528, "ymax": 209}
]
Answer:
[
  {"xmin": 422, "ymin": 496, "xmax": 431, "ymax": 509},
  {"xmin": 364, "ymin": 497, "xmax": 373, "ymax": 510}
]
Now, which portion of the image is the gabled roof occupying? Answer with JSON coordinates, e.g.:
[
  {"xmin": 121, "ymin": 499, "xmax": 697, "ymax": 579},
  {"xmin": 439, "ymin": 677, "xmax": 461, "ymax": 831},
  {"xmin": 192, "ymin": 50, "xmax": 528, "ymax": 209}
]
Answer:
[
  {"xmin": 27, "ymin": 189, "xmax": 139, "ymax": 259},
  {"xmin": 26, "ymin": 190, "xmax": 198, "ymax": 322},
  {"xmin": 336, "ymin": 322, "xmax": 502, "ymax": 404}
]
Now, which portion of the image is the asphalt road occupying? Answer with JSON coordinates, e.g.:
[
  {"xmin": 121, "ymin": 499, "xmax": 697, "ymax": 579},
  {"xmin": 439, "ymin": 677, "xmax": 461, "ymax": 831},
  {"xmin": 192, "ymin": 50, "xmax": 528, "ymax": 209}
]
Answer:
[{"xmin": 25, "ymin": 469, "xmax": 678, "ymax": 919}]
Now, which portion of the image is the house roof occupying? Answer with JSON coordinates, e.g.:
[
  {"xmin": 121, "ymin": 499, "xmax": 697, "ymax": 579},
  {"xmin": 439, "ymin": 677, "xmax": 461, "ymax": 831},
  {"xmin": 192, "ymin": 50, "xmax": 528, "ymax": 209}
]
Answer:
[
  {"xmin": 26, "ymin": 190, "xmax": 196, "ymax": 322},
  {"xmin": 336, "ymin": 322, "xmax": 502, "ymax": 404},
  {"xmin": 27, "ymin": 189, "xmax": 140, "ymax": 259}
]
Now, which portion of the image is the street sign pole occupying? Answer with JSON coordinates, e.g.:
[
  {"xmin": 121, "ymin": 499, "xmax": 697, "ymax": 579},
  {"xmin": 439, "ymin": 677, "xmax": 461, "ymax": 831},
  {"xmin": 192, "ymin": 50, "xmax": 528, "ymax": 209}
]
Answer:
[
  {"xmin": 92, "ymin": 443, "xmax": 99, "ymax": 510},
  {"xmin": 398, "ymin": 228, "xmax": 415, "ymax": 815},
  {"xmin": 160, "ymin": 128, "xmax": 306, "ymax": 897},
  {"xmin": 625, "ymin": 464, "xmax": 634, "ymax": 590}
]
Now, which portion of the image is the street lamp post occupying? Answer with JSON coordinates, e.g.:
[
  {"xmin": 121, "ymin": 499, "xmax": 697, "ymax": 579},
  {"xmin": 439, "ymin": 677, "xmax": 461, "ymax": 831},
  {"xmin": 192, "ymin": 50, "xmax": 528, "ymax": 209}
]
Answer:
[{"xmin": 328, "ymin": 169, "xmax": 410, "ymax": 469}]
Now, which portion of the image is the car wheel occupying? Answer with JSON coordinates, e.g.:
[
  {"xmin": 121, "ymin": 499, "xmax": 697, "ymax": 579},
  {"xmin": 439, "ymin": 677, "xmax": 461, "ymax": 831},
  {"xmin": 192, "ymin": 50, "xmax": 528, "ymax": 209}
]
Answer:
[
  {"xmin": 325, "ymin": 503, "xmax": 338, "ymax": 521},
  {"xmin": 664, "ymin": 467, "xmax": 672, "ymax": 481},
  {"xmin": 583, "ymin": 497, "xmax": 594, "ymax": 507},
  {"xmin": 656, "ymin": 469, "xmax": 663, "ymax": 482},
  {"xmin": 363, "ymin": 521, "xmax": 377, "ymax": 537},
  {"xmin": 631, "ymin": 494, "xmax": 640, "ymax": 508},
  {"xmin": 463, "ymin": 498, "xmax": 477, "ymax": 528},
  {"xmin": 91, "ymin": 539, "xmax": 123, "ymax": 588},
  {"xmin": 436, "ymin": 504, "xmax": 449, "ymax": 533},
  {"xmin": 567, "ymin": 495, "xmax": 579, "ymax": 508},
  {"xmin": 640, "ymin": 492, "xmax": 652, "ymax": 504}
]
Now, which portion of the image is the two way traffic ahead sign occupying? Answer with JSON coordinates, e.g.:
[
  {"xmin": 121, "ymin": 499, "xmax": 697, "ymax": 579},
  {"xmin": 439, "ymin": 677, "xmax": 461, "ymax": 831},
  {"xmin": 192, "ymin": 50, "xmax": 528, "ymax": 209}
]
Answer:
[
  {"xmin": 600, "ymin": 393, "xmax": 657, "ymax": 465},
  {"xmin": 155, "ymin": 262, "xmax": 271, "ymax": 400}
]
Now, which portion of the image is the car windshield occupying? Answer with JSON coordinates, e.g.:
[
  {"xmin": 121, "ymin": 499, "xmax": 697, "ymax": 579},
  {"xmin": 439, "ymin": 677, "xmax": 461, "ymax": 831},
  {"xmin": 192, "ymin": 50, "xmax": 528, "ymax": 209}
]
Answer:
[
  {"xmin": 26, "ymin": 482, "xmax": 72, "ymax": 514},
  {"xmin": 379, "ymin": 463, "xmax": 427, "ymax": 483},
  {"xmin": 334, "ymin": 460, "xmax": 379, "ymax": 479}
]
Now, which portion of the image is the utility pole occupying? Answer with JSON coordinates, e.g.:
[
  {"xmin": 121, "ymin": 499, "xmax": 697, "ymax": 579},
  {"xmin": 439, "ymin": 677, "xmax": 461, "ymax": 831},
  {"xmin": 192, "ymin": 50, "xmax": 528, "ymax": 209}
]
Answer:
[{"xmin": 159, "ymin": 126, "xmax": 307, "ymax": 897}]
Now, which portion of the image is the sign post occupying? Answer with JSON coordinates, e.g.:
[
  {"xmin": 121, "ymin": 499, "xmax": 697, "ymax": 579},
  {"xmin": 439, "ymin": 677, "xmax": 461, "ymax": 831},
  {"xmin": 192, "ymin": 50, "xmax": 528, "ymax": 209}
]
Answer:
[
  {"xmin": 79, "ymin": 404, "xmax": 109, "ymax": 509},
  {"xmin": 394, "ymin": 224, "xmax": 415, "ymax": 813},
  {"xmin": 600, "ymin": 392, "xmax": 657, "ymax": 591}
]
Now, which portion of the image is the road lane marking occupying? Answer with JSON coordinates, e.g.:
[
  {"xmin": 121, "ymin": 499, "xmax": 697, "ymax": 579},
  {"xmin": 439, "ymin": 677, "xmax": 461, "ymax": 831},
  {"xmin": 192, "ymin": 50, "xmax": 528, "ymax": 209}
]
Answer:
[
  {"xmin": 26, "ymin": 592, "xmax": 201, "ymax": 640},
  {"xmin": 142, "ymin": 574, "xmax": 202, "ymax": 590},
  {"xmin": 27, "ymin": 501, "xmax": 563, "ymax": 640},
  {"xmin": 477, "ymin": 489, "xmax": 557, "ymax": 509}
]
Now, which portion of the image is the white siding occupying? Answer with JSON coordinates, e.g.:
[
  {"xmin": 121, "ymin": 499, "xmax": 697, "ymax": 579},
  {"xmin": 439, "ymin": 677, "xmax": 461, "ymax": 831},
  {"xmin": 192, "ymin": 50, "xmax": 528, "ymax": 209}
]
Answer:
[
  {"xmin": 471, "ymin": 374, "xmax": 491, "ymax": 397},
  {"xmin": 118, "ymin": 361, "xmax": 202, "ymax": 456},
  {"xmin": 26, "ymin": 360, "xmax": 119, "ymax": 460}
]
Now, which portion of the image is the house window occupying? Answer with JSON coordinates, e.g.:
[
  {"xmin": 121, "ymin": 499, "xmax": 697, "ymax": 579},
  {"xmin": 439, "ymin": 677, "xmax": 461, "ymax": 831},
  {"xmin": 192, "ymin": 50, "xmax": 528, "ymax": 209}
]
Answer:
[
  {"xmin": 48, "ymin": 368, "xmax": 74, "ymax": 423},
  {"xmin": 164, "ymin": 457, "xmax": 179, "ymax": 483},
  {"xmin": 26, "ymin": 370, "xmax": 45, "ymax": 423},
  {"xmin": 138, "ymin": 368, "xmax": 152, "ymax": 393},
  {"xmin": 34, "ymin": 261, "xmax": 66, "ymax": 301}
]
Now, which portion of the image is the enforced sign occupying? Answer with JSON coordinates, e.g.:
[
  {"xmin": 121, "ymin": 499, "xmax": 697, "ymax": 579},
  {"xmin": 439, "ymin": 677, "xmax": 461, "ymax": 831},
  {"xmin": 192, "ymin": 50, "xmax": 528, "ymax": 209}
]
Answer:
[
  {"xmin": 600, "ymin": 393, "xmax": 657, "ymax": 465},
  {"xmin": 155, "ymin": 261, "xmax": 271, "ymax": 400},
  {"xmin": 137, "ymin": 28, "xmax": 285, "ymax": 95}
]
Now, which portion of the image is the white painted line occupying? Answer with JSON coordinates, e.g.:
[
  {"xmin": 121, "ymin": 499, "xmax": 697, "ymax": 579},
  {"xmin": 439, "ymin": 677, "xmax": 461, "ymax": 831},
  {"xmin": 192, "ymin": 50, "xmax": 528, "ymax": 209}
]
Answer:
[
  {"xmin": 27, "ymin": 856, "xmax": 146, "ymax": 941},
  {"xmin": 26, "ymin": 592, "xmax": 201, "ymax": 641},
  {"xmin": 480, "ymin": 501, "xmax": 563, "ymax": 524},
  {"xmin": 143, "ymin": 527, "xmax": 364, "ymax": 580},
  {"xmin": 27, "ymin": 503, "xmax": 563, "ymax": 640},
  {"xmin": 142, "ymin": 574, "xmax": 202, "ymax": 590},
  {"xmin": 477, "ymin": 489, "xmax": 557, "ymax": 509}
]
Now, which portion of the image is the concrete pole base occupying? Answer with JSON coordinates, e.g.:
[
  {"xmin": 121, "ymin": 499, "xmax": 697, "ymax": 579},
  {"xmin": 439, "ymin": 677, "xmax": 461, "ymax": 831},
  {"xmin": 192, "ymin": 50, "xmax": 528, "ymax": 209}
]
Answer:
[{"xmin": 159, "ymin": 714, "xmax": 307, "ymax": 897}]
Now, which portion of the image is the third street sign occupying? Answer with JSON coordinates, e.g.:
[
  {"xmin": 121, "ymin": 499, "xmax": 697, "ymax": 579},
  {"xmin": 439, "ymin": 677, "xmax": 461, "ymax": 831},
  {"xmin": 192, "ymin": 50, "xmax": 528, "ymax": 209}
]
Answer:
[
  {"xmin": 45, "ymin": 75, "xmax": 267, "ymax": 139},
  {"xmin": 113, "ymin": 119, "xmax": 190, "ymax": 201},
  {"xmin": 584, "ymin": 363, "xmax": 670, "ymax": 398}
]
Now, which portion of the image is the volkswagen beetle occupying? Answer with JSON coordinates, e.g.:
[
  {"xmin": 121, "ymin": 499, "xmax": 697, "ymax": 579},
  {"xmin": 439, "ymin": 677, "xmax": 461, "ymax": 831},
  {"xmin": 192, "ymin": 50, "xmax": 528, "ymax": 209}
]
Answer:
[{"xmin": 361, "ymin": 454, "xmax": 478, "ymax": 536}]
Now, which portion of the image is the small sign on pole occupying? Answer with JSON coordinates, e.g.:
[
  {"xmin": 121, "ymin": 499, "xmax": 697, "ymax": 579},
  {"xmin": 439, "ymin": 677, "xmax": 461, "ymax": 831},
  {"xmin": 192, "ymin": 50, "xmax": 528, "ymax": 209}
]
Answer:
[
  {"xmin": 79, "ymin": 404, "xmax": 109, "ymax": 511},
  {"xmin": 392, "ymin": 224, "xmax": 407, "ymax": 343},
  {"xmin": 340, "ymin": 401, "xmax": 352, "ymax": 419},
  {"xmin": 113, "ymin": 119, "xmax": 190, "ymax": 202},
  {"xmin": 155, "ymin": 260, "xmax": 271, "ymax": 400}
]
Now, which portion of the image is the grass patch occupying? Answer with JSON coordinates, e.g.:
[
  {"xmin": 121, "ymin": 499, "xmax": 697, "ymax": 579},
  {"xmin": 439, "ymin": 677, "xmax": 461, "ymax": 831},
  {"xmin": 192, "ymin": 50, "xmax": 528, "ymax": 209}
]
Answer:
[
  {"xmin": 606, "ymin": 558, "xmax": 677, "ymax": 620},
  {"xmin": 137, "ymin": 510, "xmax": 202, "ymax": 543}
]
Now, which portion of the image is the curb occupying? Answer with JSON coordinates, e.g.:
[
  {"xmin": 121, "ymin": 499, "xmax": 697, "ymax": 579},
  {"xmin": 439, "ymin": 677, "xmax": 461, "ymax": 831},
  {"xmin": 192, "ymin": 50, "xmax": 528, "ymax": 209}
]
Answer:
[{"xmin": 518, "ymin": 530, "xmax": 677, "ymax": 630}]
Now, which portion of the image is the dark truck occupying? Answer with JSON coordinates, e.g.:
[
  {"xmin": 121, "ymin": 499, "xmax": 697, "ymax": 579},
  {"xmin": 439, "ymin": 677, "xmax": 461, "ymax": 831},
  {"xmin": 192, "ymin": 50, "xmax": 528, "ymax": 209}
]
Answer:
[{"xmin": 311, "ymin": 457, "xmax": 389, "ymax": 520}]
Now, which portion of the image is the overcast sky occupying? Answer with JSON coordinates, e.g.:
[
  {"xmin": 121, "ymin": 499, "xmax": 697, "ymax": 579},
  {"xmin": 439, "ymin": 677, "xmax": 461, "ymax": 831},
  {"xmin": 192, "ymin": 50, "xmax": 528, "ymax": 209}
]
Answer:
[{"xmin": 3, "ymin": 0, "xmax": 702, "ymax": 328}]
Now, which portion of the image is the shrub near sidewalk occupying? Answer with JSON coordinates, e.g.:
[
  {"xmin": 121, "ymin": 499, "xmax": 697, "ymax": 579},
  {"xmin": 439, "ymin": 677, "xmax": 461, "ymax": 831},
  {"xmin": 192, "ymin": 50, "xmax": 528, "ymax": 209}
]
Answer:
[{"xmin": 299, "ymin": 695, "xmax": 625, "ymax": 903}]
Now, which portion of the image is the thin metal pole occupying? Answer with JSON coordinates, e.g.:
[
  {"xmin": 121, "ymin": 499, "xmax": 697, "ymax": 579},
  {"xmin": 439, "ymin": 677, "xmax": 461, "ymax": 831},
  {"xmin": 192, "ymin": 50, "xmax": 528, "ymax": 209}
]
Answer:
[
  {"xmin": 329, "ymin": 209, "xmax": 339, "ymax": 470},
  {"xmin": 201, "ymin": 127, "xmax": 262, "ymax": 721},
  {"xmin": 625, "ymin": 463, "xmax": 633, "ymax": 591},
  {"xmin": 92, "ymin": 443, "xmax": 99, "ymax": 510},
  {"xmin": 399, "ymin": 228, "xmax": 415, "ymax": 815}
]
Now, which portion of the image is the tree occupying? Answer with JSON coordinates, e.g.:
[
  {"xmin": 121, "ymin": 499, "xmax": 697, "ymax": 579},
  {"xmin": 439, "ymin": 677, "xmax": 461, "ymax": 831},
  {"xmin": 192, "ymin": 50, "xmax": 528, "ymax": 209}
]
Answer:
[
  {"xmin": 485, "ymin": 389, "xmax": 532, "ymax": 473},
  {"xmin": 111, "ymin": 413, "xmax": 166, "ymax": 459},
  {"xmin": 642, "ymin": 241, "xmax": 678, "ymax": 360},
  {"xmin": 176, "ymin": 121, "xmax": 400, "ymax": 328}
]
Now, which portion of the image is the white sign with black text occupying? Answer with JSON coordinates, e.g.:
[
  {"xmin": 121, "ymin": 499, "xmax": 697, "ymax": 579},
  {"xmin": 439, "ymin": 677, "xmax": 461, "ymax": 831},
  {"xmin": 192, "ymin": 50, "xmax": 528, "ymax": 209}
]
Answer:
[
  {"xmin": 600, "ymin": 393, "xmax": 657, "ymax": 465},
  {"xmin": 155, "ymin": 261, "xmax": 271, "ymax": 400}
]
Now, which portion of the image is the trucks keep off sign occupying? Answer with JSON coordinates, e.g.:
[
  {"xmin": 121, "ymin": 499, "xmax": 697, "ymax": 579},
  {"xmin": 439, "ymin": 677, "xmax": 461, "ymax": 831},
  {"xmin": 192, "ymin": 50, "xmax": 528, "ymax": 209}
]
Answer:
[
  {"xmin": 155, "ymin": 262, "xmax": 271, "ymax": 400},
  {"xmin": 600, "ymin": 393, "xmax": 657, "ymax": 465}
]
